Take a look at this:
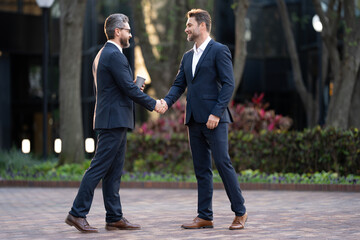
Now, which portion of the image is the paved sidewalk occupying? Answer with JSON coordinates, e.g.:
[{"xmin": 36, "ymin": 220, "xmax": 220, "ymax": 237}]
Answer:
[{"xmin": 0, "ymin": 188, "xmax": 359, "ymax": 240}]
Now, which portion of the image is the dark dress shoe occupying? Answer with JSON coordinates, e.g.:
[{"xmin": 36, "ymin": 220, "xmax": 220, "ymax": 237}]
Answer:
[
  {"xmin": 181, "ymin": 217, "xmax": 213, "ymax": 229},
  {"xmin": 105, "ymin": 217, "xmax": 141, "ymax": 230},
  {"xmin": 229, "ymin": 212, "xmax": 248, "ymax": 230},
  {"xmin": 65, "ymin": 214, "xmax": 98, "ymax": 233}
]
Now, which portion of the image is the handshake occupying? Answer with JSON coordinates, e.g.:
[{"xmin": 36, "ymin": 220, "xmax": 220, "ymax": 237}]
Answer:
[{"xmin": 155, "ymin": 99, "xmax": 168, "ymax": 114}]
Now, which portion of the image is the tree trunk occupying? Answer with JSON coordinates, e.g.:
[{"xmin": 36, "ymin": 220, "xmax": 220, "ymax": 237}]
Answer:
[
  {"xmin": 276, "ymin": 0, "xmax": 317, "ymax": 126},
  {"xmin": 58, "ymin": 0, "xmax": 87, "ymax": 165},
  {"xmin": 349, "ymin": 68, "xmax": 360, "ymax": 128},
  {"xmin": 313, "ymin": 0, "xmax": 360, "ymax": 129},
  {"xmin": 232, "ymin": 0, "xmax": 249, "ymax": 100}
]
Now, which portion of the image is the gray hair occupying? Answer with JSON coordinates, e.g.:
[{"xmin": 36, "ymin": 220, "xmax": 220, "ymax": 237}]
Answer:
[{"xmin": 104, "ymin": 13, "xmax": 129, "ymax": 40}]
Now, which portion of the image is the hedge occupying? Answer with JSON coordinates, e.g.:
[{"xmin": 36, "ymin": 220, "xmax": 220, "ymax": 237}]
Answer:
[{"xmin": 125, "ymin": 127, "xmax": 360, "ymax": 176}]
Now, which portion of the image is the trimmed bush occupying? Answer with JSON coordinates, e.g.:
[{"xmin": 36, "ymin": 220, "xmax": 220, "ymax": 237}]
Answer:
[
  {"xmin": 229, "ymin": 127, "xmax": 360, "ymax": 175},
  {"xmin": 126, "ymin": 127, "xmax": 360, "ymax": 176},
  {"xmin": 125, "ymin": 133, "xmax": 193, "ymax": 175}
]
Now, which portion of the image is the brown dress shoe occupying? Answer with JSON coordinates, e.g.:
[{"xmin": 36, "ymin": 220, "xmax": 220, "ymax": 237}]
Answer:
[
  {"xmin": 105, "ymin": 217, "xmax": 141, "ymax": 230},
  {"xmin": 65, "ymin": 214, "xmax": 98, "ymax": 233},
  {"xmin": 229, "ymin": 212, "xmax": 248, "ymax": 230},
  {"xmin": 181, "ymin": 217, "xmax": 214, "ymax": 229}
]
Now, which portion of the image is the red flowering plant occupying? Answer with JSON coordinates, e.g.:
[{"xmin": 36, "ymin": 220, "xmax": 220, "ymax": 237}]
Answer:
[
  {"xmin": 134, "ymin": 98, "xmax": 187, "ymax": 139},
  {"xmin": 134, "ymin": 93, "xmax": 292, "ymax": 137},
  {"xmin": 229, "ymin": 93, "xmax": 292, "ymax": 133}
]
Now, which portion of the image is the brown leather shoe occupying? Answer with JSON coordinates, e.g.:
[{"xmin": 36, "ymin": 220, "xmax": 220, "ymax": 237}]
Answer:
[
  {"xmin": 181, "ymin": 217, "xmax": 213, "ymax": 229},
  {"xmin": 65, "ymin": 214, "xmax": 98, "ymax": 233},
  {"xmin": 229, "ymin": 212, "xmax": 248, "ymax": 230},
  {"xmin": 105, "ymin": 217, "xmax": 141, "ymax": 230}
]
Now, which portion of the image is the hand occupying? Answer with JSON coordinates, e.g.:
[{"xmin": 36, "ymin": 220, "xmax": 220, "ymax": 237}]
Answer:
[
  {"xmin": 206, "ymin": 114, "xmax": 220, "ymax": 129},
  {"xmin": 160, "ymin": 99, "xmax": 168, "ymax": 114},
  {"xmin": 155, "ymin": 99, "xmax": 168, "ymax": 114},
  {"xmin": 140, "ymin": 82, "xmax": 145, "ymax": 92},
  {"xmin": 134, "ymin": 78, "xmax": 146, "ymax": 92}
]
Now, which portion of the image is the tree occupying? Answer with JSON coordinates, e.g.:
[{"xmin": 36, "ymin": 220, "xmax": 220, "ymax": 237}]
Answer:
[
  {"xmin": 276, "ymin": 0, "xmax": 320, "ymax": 127},
  {"xmin": 232, "ymin": 0, "xmax": 250, "ymax": 100},
  {"xmin": 313, "ymin": 0, "xmax": 360, "ymax": 129},
  {"xmin": 58, "ymin": 0, "xmax": 87, "ymax": 164},
  {"xmin": 131, "ymin": 0, "xmax": 214, "ymax": 98}
]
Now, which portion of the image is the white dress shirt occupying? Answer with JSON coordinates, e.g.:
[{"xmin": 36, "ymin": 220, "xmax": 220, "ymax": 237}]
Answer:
[
  {"xmin": 192, "ymin": 36, "xmax": 212, "ymax": 77},
  {"xmin": 107, "ymin": 40, "xmax": 123, "ymax": 53}
]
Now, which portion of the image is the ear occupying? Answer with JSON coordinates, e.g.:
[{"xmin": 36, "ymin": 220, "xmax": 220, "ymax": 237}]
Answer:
[{"xmin": 115, "ymin": 28, "xmax": 121, "ymax": 36}]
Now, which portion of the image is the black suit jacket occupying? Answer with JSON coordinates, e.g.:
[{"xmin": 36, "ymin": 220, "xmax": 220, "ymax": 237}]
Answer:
[{"xmin": 92, "ymin": 42, "xmax": 156, "ymax": 130}]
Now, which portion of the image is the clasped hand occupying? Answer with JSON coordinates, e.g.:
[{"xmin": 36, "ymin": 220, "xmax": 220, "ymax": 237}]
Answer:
[
  {"xmin": 155, "ymin": 99, "xmax": 168, "ymax": 114},
  {"xmin": 133, "ymin": 78, "xmax": 167, "ymax": 114}
]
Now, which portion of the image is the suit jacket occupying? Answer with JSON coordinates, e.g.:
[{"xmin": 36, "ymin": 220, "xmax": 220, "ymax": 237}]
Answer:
[
  {"xmin": 92, "ymin": 42, "xmax": 156, "ymax": 130},
  {"xmin": 164, "ymin": 39, "xmax": 234, "ymax": 124}
]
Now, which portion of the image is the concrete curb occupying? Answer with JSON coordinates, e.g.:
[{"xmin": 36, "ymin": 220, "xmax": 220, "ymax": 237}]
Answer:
[{"xmin": 0, "ymin": 180, "xmax": 359, "ymax": 192}]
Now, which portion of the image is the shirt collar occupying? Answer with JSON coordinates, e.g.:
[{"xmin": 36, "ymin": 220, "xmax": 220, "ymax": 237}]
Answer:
[
  {"xmin": 193, "ymin": 36, "xmax": 212, "ymax": 54},
  {"xmin": 107, "ymin": 40, "xmax": 123, "ymax": 53}
]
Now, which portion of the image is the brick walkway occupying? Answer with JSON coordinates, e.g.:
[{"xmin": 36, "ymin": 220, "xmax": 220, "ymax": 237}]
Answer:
[{"xmin": 0, "ymin": 188, "xmax": 359, "ymax": 239}]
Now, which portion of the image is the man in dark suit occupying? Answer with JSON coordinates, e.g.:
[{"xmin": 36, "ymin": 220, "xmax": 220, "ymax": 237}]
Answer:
[
  {"xmin": 65, "ymin": 13, "xmax": 164, "ymax": 233},
  {"xmin": 160, "ymin": 9, "xmax": 247, "ymax": 230}
]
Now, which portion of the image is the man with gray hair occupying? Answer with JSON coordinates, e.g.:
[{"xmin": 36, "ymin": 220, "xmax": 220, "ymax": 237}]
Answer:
[{"xmin": 65, "ymin": 13, "xmax": 165, "ymax": 233}]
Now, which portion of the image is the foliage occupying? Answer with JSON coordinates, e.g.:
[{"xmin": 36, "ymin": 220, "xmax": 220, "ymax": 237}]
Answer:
[
  {"xmin": 0, "ymin": 149, "xmax": 89, "ymax": 181},
  {"xmin": 0, "ymin": 148, "xmax": 39, "ymax": 179},
  {"xmin": 229, "ymin": 93, "xmax": 293, "ymax": 133},
  {"xmin": 1, "ymin": 126, "xmax": 359, "ymax": 183},
  {"xmin": 236, "ymin": 169, "xmax": 360, "ymax": 185},
  {"xmin": 0, "ymin": 150, "xmax": 359, "ymax": 184},
  {"xmin": 0, "ymin": 154, "xmax": 359, "ymax": 184},
  {"xmin": 134, "ymin": 93, "xmax": 293, "ymax": 138},
  {"xmin": 228, "ymin": 126, "xmax": 360, "ymax": 175},
  {"xmin": 119, "ymin": 170, "xmax": 360, "ymax": 185},
  {"xmin": 131, "ymin": 95, "xmax": 358, "ymax": 176},
  {"xmin": 130, "ymin": 126, "xmax": 360, "ymax": 176},
  {"xmin": 134, "ymin": 100, "xmax": 187, "ymax": 138},
  {"xmin": 125, "ymin": 132, "xmax": 193, "ymax": 175}
]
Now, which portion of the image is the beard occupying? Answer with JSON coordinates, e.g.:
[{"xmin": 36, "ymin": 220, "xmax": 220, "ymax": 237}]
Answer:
[
  {"xmin": 187, "ymin": 34, "xmax": 194, "ymax": 42},
  {"xmin": 120, "ymin": 37, "xmax": 130, "ymax": 48},
  {"xmin": 187, "ymin": 30, "xmax": 199, "ymax": 42}
]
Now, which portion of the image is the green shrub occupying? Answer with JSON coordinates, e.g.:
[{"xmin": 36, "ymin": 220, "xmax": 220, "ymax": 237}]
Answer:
[
  {"xmin": 126, "ymin": 127, "xmax": 360, "ymax": 176},
  {"xmin": 1, "ymin": 127, "xmax": 359, "ymax": 181},
  {"xmin": 125, "ymin": 133, "xmax": 193, "ymax": 174},
  {"xmin": 229, "ymin": 127, "xmax": 360, "ymax": 175}
]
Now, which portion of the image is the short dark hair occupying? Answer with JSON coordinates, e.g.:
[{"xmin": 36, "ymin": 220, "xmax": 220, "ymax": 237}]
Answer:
[
  {"xmin": 187, "ymin": 9, "xmax": 211, "ymax": 33},
  {"xmin": 104, "ymin": 13, "xmax": 129, "ymax": 40}
]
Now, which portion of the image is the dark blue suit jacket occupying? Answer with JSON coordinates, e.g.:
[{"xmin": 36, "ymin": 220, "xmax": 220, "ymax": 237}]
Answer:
[
  {"xmin": 92, "ymin": 42, "xmax": 156, "ymax": 130},
  {"xmin": 164, "ymin": 39, "xmax": 234, "ymax": 124}
]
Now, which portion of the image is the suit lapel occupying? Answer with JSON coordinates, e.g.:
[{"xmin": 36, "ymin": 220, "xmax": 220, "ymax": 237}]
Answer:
[
  {"xmin": 186, "ymin": 50, "xmax": 194, "ymax": 81},
  {"xmin": 106, "ymin": 42, "xmax": 134, "ymax": 78},
  {"xmin": 193, "ymin": 39, "xmax": 214, "ymax": 81}
]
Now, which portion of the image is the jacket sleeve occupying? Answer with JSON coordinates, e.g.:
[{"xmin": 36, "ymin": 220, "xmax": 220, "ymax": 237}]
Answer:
[
  {"xmin": 164, "ymin": 55, "xmax": 187, "ymax": 108},
  {"xmin": 109, "ymin": 51, "xmax": 156, "ymax": 111},
  {"xmin": 211, "ymin": 45, "xmax": 235, "ymax": 118}
]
